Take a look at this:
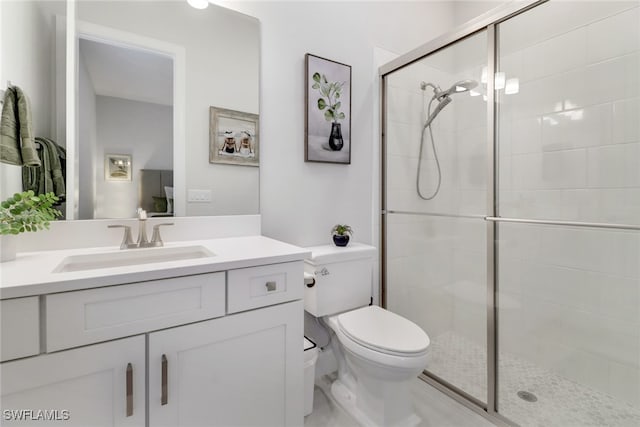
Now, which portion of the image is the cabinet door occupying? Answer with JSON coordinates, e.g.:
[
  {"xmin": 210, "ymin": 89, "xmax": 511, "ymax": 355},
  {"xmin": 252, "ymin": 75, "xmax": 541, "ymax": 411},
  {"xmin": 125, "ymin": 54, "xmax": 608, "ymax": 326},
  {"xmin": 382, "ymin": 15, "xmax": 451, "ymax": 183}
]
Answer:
[
  {"xmin": 149, "ymin": 300, "xmax": 303, "ymax": 427},
  {"xmin": 0, "ymin": 336, "xmax": 145, "ymax": 426}
]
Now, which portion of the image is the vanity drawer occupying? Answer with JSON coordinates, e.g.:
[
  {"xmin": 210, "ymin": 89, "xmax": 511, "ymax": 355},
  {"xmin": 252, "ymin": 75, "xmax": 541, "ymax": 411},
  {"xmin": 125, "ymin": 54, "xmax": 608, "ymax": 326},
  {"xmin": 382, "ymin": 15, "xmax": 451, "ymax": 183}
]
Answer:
[
  {"xmin": 46, "ymin": 272, "xmax": 225, "ymax": 352},
  {"xmin": 1, "ymin": 297, "xmax": 40, "ymax": 362},
  {"xmin": 227, "ymin": 261, "xmax": 303, "ymax": 314}
]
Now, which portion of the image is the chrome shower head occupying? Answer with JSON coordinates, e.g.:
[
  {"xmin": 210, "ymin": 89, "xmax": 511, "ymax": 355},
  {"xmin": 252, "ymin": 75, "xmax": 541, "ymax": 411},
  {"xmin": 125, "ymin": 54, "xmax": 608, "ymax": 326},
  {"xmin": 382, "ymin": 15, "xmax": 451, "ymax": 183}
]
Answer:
[{"xmin": 437, "ymin": 79, "xmax": 478, "ymax": 99}]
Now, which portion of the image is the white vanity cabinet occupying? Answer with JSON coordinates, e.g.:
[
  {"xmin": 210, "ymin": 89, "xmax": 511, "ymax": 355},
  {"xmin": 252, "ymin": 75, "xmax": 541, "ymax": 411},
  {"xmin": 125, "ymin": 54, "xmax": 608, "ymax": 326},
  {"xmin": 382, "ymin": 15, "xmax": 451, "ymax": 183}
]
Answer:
[
  {"xmin": 148, "ymin": 300, "xmax": 302, "ymax": 427},
  {"xmin": 0, "ymin": 257, "xmax": 305, "ymax": 427},
  {"xmin": 0, "ymin": 336, "xmax": 146, "ymax": 426}
]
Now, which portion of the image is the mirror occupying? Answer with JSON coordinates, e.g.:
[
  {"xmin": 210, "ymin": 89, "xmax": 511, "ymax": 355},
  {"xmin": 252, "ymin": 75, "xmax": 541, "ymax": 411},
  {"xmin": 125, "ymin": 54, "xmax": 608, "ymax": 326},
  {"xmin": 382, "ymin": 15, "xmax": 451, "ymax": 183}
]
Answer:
[
  {"xmin": 0, "ymin": 0, "xmax": 67, "ymax": 203},
  {"xmin": 0, "ymin": 0, "xmax": 260, "ymax": 219}
]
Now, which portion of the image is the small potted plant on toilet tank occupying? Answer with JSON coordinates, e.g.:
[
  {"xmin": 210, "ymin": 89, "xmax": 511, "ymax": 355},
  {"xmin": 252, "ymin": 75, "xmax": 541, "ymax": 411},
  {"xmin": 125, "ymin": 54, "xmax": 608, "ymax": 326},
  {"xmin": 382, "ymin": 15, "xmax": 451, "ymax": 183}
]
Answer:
[{"xmin": 331, "ymin": 224, "xmax": 352, "ymax": 247}]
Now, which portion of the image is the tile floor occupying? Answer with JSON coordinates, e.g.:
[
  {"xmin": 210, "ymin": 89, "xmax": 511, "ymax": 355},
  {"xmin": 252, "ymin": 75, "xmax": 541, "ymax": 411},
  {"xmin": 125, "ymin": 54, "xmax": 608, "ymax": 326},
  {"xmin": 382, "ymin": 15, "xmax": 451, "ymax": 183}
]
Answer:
[
  {"xmin": 428, "ymin": 332, "xmax": 640, "ymax": 427},
  {"xmin": 304, "ymin": 375, "xmax": 495, "ymax": 427}
]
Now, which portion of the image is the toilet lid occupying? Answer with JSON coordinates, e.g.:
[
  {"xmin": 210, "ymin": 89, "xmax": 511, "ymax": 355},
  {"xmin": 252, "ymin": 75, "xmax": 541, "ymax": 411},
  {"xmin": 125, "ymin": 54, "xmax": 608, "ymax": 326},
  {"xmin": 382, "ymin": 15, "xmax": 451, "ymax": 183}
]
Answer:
[{"xmin": 337, "ymin": 306, "xmax": 430, "ymax": 355}]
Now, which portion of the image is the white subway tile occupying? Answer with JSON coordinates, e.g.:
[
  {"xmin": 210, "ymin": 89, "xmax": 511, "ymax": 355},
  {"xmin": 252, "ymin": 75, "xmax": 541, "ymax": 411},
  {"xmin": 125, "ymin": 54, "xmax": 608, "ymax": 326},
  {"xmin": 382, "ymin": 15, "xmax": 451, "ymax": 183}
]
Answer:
[
  {"xmin": 521, "ymin": 264, "xmax": 599, "ymax": 312},
  {"xmin": 498, "ymin": 223, "xmax": 543, "ymax": 261},
  {"xmin": 510, "ymin": 116, "xmax": 542, "ymax": 154},
  {"xmin": 386, "ymin": 154, "xmax": 418, "ymax": 191},
  {"xmin": 538, "ymin": 226, "xmax": 640, "ymax": 278},
  {"xmin": 592, "ymin": 271, "xmax": 640, "ymax": 323},
  {"xmin": 591, "ymin": 188, "xmax": 640, "ymax": 225},
  {"xmin": 612, "ymin": 97, "xmax": 640, "ymax": 144},
  {"xmin": 521, "ymin": 26, "xmax": 587, "ymax": 82},
  {"xmin": 512, "ymin": 150, "xmax": 587, "ymax": 190},
  {"xmin": 456, "ymin": 190, "xmax": 486, "ymax": 216},
  {"xmin": 497, "ymin": 156, "xmax": 511, "ymax": 193},
  {"xmin": 386, "ymin": 86, "xmax": 425, "ymax": 126},
  {"xmin": 587, "ymin": 142, "xmax": 640, "ymax": 188},
  {"xmin": 587, "ymin": 6, "xmax": 640, "ymax": 64},
  {"xmin": 386, "ymin": 120, "xmax": 422, "ymax": 159},
  {"xmin": 541, "ymin": 103, "xmax": 613, "ymax": 151},
  {"xmin": 586, "ymin": 53, "xmax": 640, "ymax": 106}
]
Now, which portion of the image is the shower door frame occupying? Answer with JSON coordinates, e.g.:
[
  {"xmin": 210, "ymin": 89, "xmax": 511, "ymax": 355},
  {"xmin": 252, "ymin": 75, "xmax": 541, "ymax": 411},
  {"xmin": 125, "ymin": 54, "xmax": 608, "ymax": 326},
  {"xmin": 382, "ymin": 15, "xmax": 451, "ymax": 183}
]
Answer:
[
  {"xmin": 380, "ymin": 1, "xmax": 540, "ymax": 426},
  {"xmin": 382, "ymin": 0, "xmax": 640, "ymax": 424}
]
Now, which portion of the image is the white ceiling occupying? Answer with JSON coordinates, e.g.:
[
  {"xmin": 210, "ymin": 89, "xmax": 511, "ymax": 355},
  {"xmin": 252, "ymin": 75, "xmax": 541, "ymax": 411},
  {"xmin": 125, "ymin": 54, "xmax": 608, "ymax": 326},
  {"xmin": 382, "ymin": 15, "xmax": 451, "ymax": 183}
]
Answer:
[{"xmin": 79, "ymin": 38, "xmax": 173, "ymax": 106}]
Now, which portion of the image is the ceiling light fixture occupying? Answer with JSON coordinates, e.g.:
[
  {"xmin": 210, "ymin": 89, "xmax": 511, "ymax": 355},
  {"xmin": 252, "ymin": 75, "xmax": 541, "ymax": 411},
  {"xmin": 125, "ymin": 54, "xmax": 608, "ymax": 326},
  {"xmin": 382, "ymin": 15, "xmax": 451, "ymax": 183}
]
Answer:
[{"xmin": 187, "ymin": 0, "xmax": 209, "ymax": 10}]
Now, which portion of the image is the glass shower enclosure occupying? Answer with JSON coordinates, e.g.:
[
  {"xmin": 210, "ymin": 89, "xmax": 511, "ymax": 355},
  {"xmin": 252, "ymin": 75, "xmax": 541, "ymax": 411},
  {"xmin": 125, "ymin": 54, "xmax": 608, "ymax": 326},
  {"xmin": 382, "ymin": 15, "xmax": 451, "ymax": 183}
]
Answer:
[{"xmin": 381, "ymin": 1, "xmax": 640, "ymax": 426}]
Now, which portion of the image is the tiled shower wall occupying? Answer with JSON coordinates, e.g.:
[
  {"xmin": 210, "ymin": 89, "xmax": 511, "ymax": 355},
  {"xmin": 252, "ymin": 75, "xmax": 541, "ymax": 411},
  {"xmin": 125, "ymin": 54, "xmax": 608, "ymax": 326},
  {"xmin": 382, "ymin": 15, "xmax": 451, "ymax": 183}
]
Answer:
[
  {"xmin": 385, "ymin": 0, "xmax": 639, "ymax": 411},
  {"xmin": 497, "ymin": 2, "xmax": 640, "ymax": 408}
]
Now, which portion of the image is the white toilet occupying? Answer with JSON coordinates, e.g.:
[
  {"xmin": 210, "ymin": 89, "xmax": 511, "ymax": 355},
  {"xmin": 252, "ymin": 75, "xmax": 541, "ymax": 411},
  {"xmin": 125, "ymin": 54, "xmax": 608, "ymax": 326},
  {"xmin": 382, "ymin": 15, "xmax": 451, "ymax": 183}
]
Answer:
[{"xmin": 305, "ymin": 243, "xmax": 430, "ymax": 427}]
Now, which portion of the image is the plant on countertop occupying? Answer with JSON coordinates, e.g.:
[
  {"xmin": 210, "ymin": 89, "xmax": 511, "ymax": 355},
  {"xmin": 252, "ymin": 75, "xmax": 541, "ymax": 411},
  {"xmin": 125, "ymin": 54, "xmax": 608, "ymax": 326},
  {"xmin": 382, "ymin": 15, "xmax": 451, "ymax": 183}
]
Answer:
[
  {"xmin": 312, "ymin": 73, "xmax": 346, "ymax": 124},
  {"xmin": 0, "ymin": 191, "xmax": 61, "ymax": 235},
  {"xmin": 331, "ymin": 224, "xmax": 353, "ymax": 236}
]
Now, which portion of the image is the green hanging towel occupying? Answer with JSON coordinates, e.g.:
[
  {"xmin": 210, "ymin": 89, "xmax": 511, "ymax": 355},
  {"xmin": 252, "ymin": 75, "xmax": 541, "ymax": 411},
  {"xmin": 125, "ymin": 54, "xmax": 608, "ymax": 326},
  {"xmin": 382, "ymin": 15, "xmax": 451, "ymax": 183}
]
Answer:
[
  {"xmin": 0, "ymin": 85, "xmax": 41, "ymax": 167},
  {"xmin": 22, "ymin": 137, "xmax": 66, "ymax": 198}
]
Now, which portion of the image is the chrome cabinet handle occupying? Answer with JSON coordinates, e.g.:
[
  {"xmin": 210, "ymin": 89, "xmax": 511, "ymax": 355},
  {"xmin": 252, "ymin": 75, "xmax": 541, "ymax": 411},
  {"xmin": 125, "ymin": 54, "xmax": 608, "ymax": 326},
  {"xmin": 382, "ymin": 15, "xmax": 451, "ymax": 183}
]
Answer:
[
  {"xmin": 126, "ymin": 363, "xmax": 133, "ymax": 417},
  {"xmin": 265, "ymin": 281, "xmax": 277, "ymax": 292},
  {"xmin": 161, "ymin": 355, "xmax": 168, "ymax": 405}
]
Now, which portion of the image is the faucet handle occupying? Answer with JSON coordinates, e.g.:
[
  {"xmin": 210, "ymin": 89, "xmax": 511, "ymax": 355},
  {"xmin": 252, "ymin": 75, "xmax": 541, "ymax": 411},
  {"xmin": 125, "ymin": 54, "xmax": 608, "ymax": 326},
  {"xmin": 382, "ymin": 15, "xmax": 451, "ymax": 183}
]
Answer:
[
  {"xmin": 108, "ymin": 225, "xmax": 136, "ymax": 249},
  {"xmin": 150, "ymin": 223, "xmax": 174, "ymax": 247}
]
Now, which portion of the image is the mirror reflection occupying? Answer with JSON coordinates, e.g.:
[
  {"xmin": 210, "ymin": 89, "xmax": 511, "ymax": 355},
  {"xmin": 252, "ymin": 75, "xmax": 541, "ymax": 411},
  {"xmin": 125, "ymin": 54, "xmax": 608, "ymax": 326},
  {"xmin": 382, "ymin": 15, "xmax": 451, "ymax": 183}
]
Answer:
[
  {"xmin": 0, "ymin": 0, "xmax": 260, "ymax": 220},
  {"xmin": 77, "ymin": 38, "xmax": 174, "ymax": 219}
]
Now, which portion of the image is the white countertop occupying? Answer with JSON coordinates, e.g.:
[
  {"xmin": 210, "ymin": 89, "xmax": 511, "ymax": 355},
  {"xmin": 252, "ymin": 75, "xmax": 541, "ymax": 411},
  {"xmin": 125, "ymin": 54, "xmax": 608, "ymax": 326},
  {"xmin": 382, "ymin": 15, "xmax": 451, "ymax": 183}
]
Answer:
[{"xmin": 0, "ymin": 236, "xmax": 310, "ymax": 300}]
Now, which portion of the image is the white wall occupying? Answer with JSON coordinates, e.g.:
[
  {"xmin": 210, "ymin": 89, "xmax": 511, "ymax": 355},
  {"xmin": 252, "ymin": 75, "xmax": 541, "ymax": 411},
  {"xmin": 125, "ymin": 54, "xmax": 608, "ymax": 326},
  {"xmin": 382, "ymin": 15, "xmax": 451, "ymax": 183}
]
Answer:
[
  {"xmin": 216, "ymin": 1, "xmax": 457, "ymax": 249},
  {"xmin": 0, "ymin": 1, "xmax": 65, "ymax": 200},
  {"xmin": 94, "ymin": 96, "xmax": 172, "ymax": 218}
]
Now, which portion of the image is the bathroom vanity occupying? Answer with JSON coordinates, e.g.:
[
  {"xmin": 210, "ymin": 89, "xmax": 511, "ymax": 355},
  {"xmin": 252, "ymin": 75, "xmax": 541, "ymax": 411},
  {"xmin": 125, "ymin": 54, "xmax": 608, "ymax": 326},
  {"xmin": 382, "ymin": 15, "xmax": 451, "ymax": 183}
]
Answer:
[{"xmin": 0, "ymin": 236, "xmax": 309, "ymax": 426}]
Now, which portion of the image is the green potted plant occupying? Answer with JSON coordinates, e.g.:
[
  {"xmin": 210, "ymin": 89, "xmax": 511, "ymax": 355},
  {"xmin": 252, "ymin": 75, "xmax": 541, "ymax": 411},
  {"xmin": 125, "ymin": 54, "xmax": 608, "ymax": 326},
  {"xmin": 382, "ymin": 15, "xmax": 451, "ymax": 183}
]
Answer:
[
  {"xmin": 312, "ymin": 73, "xmax": 346, "ymax": 151},
  {"xmin": 331, "ymin": 224, "xmax": 352, "ymax": 247},
  {"xmin": 0, "ymin": 191, "xmax": 61, "ymax": 262}
]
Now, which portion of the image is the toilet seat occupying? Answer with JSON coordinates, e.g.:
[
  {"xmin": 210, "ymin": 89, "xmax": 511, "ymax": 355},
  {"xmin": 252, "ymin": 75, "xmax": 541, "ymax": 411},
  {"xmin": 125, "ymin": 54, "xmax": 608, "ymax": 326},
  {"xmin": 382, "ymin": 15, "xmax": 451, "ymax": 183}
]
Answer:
[
  {"xmin": 327, "ymin": 306, "xmax": 430, "ymax": 371},
  {"xmin": 337, "ymin": 306, "xmax": 430, "ymax": 356}
]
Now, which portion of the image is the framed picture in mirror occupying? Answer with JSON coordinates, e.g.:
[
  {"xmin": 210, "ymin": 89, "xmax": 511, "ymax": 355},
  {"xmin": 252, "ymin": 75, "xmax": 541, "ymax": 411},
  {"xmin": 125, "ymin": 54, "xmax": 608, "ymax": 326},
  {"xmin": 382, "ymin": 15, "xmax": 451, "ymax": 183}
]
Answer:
[
  {"xmin": 209, "ymin": 107, "xmax": 259, "ymax": 167},
  {"xmin": 105, "ymin": 154, "xmax": 132, "ymax": 181}
]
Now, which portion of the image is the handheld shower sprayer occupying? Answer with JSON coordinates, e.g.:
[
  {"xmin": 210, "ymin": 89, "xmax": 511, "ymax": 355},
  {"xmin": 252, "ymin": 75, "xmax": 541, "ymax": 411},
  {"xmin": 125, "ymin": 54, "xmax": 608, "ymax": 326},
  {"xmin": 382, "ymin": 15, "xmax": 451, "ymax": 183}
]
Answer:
[{"xmin": 416, "ymin": 79, "xmax": 478, "ymax": 200}]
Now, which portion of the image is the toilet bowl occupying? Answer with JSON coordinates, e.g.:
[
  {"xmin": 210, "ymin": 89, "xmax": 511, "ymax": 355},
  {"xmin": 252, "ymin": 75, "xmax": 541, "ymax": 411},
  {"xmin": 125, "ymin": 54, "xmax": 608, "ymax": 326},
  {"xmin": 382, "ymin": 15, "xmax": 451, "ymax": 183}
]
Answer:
[
  {"xmin": 325, "ymin": 306, "xmax": 430, "ymax": 427},
  {"xmin": 304, "ymin": 244, "xmax": 430, "ymax": 427}
]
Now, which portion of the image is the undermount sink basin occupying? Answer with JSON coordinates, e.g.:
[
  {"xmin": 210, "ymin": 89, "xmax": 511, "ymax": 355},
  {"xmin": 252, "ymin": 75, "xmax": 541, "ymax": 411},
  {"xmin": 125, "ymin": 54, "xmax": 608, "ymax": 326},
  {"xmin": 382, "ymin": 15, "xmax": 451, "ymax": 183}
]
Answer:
[{"xmin": 53, "ymin": 245, "xmax": 215, "ymax": 273}]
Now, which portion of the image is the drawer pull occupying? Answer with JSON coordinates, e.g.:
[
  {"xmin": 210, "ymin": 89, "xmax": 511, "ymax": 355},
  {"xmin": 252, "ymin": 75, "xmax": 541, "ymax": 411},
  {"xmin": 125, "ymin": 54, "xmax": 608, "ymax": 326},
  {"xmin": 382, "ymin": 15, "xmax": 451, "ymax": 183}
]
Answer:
[
  {"xmin": 265, "ymin": 281, "xmax": 277, "ymax": 292},
  {"xmin": 161, "ymin": 354, "xmax": 168, "ymax": 405},
  {"xmin": 126, "ymin": 363, "xmax": 133, "ymax": 417}
]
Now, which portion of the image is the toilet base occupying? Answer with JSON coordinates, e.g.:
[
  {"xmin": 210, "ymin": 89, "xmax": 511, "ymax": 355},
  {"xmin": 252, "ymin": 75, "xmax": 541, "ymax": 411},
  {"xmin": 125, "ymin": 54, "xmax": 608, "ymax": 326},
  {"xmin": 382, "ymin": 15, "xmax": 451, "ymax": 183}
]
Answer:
[{"xmin": 330, "ymin": 379, "xmax": 421, "ymax": 427}]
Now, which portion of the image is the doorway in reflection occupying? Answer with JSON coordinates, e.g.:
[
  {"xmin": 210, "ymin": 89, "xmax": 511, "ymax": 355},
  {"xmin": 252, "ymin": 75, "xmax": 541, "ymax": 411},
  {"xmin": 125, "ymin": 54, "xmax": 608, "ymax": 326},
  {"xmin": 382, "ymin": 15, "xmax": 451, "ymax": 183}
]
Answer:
[{"xmin": 77, "ymin": 38, "xmax": 173, "ymax": 219}]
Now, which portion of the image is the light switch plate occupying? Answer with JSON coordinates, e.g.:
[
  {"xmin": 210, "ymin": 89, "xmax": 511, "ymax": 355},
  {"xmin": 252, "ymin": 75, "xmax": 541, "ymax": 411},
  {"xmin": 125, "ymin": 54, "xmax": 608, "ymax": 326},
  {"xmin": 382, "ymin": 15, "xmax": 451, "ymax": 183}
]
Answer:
[{"xmin": 188, "ymin": 189, "xmax": 212, "ymax": 202}]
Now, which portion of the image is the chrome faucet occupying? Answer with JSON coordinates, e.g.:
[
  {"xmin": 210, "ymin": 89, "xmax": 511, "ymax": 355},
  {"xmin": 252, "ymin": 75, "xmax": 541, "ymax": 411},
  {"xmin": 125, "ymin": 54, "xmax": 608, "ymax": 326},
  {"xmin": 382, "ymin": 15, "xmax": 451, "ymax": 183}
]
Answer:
[
  {"xmin": 108, "ymin": 209, "xmax": 174, "ymax": 249},
  {"xmin": 107, "ymin": 225, "xmax": 136, "ymax": 249}
]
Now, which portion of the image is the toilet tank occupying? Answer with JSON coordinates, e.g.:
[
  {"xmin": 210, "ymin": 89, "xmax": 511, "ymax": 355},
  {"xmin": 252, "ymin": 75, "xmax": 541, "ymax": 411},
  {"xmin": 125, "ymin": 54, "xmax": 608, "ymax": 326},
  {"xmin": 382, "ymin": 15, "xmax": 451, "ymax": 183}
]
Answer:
[{"xmin": 304, "ymin": 243, "xmax": 376, "ymax": 317}]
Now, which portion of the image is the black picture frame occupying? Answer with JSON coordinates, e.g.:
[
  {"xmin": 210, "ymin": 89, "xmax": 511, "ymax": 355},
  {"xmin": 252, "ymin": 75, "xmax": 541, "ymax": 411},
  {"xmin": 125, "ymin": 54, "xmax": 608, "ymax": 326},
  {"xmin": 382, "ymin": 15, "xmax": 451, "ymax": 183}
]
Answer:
[{"xmin": 305, "ymin": 53, "xmax": 352, "ymax": 164}]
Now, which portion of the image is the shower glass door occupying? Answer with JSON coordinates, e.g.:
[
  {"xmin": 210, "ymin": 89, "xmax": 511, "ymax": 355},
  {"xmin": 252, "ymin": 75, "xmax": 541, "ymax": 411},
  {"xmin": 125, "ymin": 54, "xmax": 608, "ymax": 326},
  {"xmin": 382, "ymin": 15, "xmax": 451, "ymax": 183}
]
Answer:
[
  {"xmin": 384, "ymin": 30, "xmax": 489, "ymax": 404},
  {"xmin": 496, "ymin": 2, "xmax": 640, "ymax": 425}
]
